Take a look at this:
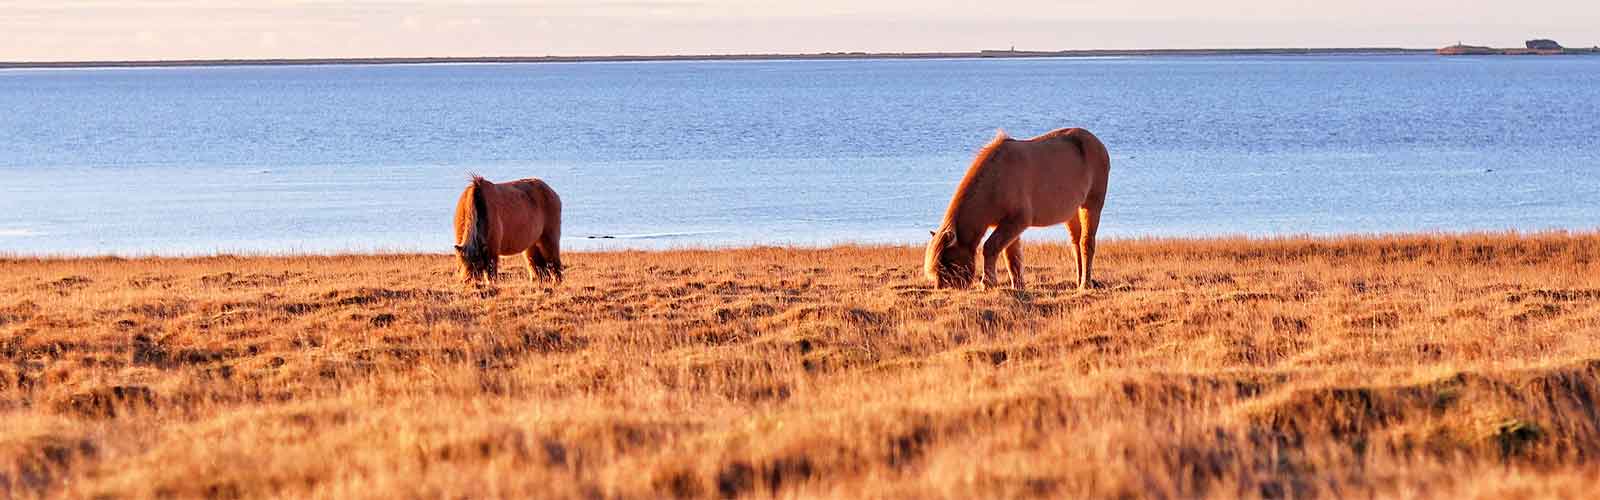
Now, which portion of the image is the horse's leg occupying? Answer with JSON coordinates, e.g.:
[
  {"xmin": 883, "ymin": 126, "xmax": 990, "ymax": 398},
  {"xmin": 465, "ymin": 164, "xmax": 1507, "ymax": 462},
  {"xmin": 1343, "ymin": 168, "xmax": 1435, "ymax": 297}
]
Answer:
[
  {"xmin": 525, "ymin": 247, "xmax": 549, "ymax": 282},
  {"xmin": 1004, "ymin": 238, "xmax": 1025, "ymax": 289},
  {"xmin": 538, "ymin": 230, "xmax": 563, "ymax": 283},
  {"xmin": 1066, "ymin": 217, "xmax": 1085, "ymax": 288},
  {"xmin": 1079, "ymin": 198, "xmax": 1105, "ymax": 290},
  {"xmin": 981, "ymin": 223, "xmax": 1026, "ymax": 289}
]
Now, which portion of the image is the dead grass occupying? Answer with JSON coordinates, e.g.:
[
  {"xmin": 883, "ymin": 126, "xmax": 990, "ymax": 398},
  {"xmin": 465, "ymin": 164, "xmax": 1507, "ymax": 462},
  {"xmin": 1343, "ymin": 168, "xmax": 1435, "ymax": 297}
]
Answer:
[{"xmin": 3, "ymin": 232, "xmax": 1600, "ymax": 499}]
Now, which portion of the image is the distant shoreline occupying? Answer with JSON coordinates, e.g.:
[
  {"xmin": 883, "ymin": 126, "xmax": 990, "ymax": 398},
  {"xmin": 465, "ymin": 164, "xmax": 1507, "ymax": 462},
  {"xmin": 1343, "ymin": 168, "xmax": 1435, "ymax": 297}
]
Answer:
[
  {"xmin": 1437, "ymin": 45, "xmax": 1600, "ymax": 56},
  {"xmin": 0, "ymin": 48, "xmax": 1440, "ymax": 69}
]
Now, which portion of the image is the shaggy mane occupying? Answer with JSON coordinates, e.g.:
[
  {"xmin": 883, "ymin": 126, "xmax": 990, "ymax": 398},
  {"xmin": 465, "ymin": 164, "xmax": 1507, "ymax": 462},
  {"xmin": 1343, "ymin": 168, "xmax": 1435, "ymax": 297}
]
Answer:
[{"xmin": 941, "ymin": 130, "xmax": 1011, "ymax": 224}]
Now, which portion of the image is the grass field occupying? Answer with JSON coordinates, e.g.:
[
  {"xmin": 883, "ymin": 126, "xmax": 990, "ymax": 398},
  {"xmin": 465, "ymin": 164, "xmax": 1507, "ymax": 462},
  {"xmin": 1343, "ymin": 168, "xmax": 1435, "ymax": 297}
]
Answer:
[{"xmin": 3, "ymin": 232, "xmax": 1600, "ymax": 498}]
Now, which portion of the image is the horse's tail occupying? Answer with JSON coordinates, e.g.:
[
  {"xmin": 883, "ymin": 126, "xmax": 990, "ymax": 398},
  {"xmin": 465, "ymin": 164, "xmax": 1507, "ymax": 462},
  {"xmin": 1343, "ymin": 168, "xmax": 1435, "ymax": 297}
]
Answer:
[
  {"xmin": 467, "ymin": 175, "xmax": 493, "ymax": 248},
  {"xmin": 1062, "ymin": 128, "xmax": 1111, "ymax": 200},
  {"xmin": 1060, "ymin": 128, "xmax": 1109, "ymax": 170}
]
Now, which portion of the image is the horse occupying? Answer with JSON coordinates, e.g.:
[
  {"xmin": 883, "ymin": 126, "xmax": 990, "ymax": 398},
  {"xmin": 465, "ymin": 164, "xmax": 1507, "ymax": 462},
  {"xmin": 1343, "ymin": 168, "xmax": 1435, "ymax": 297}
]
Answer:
[
  {"xmin": 924, "ymin": 128, "xmax": 1110, "ymax": 290},
  {"xmin": 453, "ymin": 175, "xmax": 563, "ymax": 284}
]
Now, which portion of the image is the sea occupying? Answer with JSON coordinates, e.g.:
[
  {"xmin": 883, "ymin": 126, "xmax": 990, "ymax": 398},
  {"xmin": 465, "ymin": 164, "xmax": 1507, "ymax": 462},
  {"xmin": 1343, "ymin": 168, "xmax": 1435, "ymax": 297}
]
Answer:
[{"xmin": 2, "ymin": 55, "xmax": 1597, "ymax": 255}]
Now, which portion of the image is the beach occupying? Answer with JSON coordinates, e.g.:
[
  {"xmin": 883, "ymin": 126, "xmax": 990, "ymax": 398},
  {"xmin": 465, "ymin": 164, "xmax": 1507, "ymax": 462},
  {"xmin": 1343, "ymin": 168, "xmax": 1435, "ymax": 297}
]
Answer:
[{"xmin": 5, "ymin": 232, "xmax": 1599, "ymax": 497}]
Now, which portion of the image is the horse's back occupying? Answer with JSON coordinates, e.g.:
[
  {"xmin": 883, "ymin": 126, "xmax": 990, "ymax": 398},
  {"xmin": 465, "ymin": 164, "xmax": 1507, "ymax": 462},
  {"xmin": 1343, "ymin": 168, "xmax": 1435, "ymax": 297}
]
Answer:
[
  {"xmin": 505, "ymin": 178, "xmax": 561, "ymax": 223},
  {"xmin": 480, "ymin": 177, "xmax": 561, "ymax": 255},
  {"xmin": 1003, "ymin": 128, "xmax": 1110, "ymax": 225},
  {"xmin": 1028, "ymin": 128, "xmax": 1107, "ymax": 170}
]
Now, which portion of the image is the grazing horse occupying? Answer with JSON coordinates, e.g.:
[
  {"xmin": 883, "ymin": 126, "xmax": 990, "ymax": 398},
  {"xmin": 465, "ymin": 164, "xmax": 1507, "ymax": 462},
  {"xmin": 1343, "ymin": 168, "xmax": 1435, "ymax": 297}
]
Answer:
[
  {"xmin": 453, "ymin": 175, "xmax": 563, "ymax": 284},
  {"xmin": 925, "ymin": 128, "xmax": 1110, "ymax": 290}
]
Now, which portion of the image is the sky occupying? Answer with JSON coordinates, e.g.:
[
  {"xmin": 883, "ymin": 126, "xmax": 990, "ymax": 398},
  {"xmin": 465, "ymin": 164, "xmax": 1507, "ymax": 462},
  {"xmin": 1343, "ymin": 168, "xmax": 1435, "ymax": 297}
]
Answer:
[{"xmin": 2, "ymin": 0, "xmax": 1597, "ymax": 61}]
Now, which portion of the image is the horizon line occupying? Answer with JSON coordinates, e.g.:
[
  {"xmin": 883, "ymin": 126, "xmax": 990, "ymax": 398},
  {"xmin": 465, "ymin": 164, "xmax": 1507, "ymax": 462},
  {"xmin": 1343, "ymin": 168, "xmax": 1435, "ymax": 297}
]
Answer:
[{"xmin": 0, "ymin": 47, "xmax": 1439, "ymax": 69}]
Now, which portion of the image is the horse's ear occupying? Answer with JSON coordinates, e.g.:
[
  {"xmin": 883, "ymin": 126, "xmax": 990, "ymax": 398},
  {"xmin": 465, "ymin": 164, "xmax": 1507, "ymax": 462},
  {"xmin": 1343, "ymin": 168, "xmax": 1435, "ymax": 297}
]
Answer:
[
  {"xmin": 929, "ymin": 230, "xmax": 937, "ymax": 237},
  {"xmin": 453, "ymin": 245, "xmax": 466, "ymax": 253}
]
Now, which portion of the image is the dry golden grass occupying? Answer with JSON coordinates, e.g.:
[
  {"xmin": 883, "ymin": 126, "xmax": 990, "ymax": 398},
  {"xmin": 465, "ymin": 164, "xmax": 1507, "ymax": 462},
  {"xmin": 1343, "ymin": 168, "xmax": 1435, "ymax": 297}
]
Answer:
[{"xmin": 4, "ymin": 232, "xmax": 1600, "ymax": 499}]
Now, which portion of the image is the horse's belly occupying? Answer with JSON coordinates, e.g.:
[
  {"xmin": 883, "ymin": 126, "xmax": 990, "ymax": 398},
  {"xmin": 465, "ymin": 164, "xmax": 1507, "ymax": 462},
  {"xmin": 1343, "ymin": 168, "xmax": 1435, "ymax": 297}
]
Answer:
[
  {"xmin": 1029, "ymin": 206, "xmax": 1077, "ymax": 226},
  {"xmin": 1027, "ymin": 185, "xmax": 1091, "ymax": 226},
  {"xmin": 495, "ymin": 218, "xmax": 543, "ymax": 255}
]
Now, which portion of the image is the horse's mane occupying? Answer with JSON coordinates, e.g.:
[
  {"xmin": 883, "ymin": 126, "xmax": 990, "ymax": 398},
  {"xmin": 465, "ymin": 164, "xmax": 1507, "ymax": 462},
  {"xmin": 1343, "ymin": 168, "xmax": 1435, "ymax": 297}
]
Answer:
[
  {"xmin": 971, "ymin": 129, "xmax": 1012, "ymax": 166},
  {"xmin": 941, "ymin": 129, "xmax": 1011, "ymax": 225},
  {"xmin": 926, "ymin": 130, "xmax": 1011, "ymax": 281}
]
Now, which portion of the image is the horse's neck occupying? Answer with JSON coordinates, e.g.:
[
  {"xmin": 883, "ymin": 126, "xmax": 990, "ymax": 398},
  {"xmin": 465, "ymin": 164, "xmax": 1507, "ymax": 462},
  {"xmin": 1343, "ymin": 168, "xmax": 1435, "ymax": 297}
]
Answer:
[
  {"xmin": 943, "ymin": 215, "xmax": 987, "ymax": 250},
  {"xmin": 943, "ymin": 163, "xmax": 1000, "ymax": 246},
  {"xmin": 944, "ymin": 186, "xmax": 993, "ymax": 248}
]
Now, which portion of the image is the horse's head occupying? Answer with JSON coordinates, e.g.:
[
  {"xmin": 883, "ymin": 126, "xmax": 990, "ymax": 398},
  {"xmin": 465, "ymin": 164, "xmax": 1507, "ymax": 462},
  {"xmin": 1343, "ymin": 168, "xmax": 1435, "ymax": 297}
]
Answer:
[
  {"xmin": 454, "ymin": 243, "xmax": 497, "ymax": 282},
  {"xmin": 924, "ymin": 227, "xmax": 976, "ymax": 289}
]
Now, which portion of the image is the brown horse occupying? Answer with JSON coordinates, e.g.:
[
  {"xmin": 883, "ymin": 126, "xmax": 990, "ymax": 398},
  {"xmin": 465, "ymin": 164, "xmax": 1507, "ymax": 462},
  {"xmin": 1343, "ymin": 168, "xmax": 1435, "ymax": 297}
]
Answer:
[
  {"xmin": 453, "ymin": 175, "xmax": 563, "ymax": 284},
  {"xmin": 925, "ymin": 128, "xmax": 1110, "ymax": 290}
]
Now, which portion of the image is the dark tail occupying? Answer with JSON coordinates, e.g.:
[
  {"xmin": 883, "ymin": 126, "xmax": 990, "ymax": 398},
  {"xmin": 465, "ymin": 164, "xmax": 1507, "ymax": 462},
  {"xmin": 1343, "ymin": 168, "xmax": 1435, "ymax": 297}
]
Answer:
[
  {"xmin": 1063, "ymin": 128, "xmax": 1109, "ymax": 181},
  {"xmin": 469, "ymin": 176, "xmax": 492, "ymax": 248},
  {"xmin": 1058, "ymin": 129, "xmax": 1107, "ymax": 167}
]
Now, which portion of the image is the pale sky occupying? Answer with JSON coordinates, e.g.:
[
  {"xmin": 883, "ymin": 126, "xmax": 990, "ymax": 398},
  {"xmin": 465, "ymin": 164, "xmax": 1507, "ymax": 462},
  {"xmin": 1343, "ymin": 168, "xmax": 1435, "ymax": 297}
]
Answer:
[{"xmin": 3, "ymin": 0, "xmax": 1597, "ymax": 61}]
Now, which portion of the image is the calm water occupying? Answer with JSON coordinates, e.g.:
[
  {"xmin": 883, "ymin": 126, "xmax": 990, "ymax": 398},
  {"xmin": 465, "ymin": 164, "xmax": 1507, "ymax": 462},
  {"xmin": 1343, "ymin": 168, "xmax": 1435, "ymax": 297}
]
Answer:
[{"xmin": 2, "ymin": 56, "xmax": 1598, "ymax": 255}]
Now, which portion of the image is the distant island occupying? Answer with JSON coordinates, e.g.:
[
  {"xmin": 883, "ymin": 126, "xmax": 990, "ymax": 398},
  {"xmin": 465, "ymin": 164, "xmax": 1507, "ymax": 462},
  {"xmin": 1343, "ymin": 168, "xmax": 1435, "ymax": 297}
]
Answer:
[
  {"xmin": 1439, "ymin": 39, "xmax": 1600, "ymax": 55},
  {"xmin": 0, "ymin": 47, "xmax": 1436, "ymax": 69}
]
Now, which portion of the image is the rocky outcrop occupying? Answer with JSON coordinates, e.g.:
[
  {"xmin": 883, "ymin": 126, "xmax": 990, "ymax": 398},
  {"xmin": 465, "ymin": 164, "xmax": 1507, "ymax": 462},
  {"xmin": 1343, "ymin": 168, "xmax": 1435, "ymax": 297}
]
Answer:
[{"xmin": 1526, "ymin": 39, "xmax": 1563, "ymax": 50}]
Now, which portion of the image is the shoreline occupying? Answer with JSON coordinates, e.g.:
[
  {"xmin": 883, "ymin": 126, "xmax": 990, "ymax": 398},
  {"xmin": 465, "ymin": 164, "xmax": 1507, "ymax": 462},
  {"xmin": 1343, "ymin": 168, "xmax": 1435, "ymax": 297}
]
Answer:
[
  {"xmin": 0, "ymin": 47, "xmax": 1437, "ymax": 70},
  {"xmin": 2, "ymin": 229, "xmax": 1593, "ymax": 261},
  {"xmin": 1438, "ymin": 45, "xmax": 1600, "ymax": 56}
]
